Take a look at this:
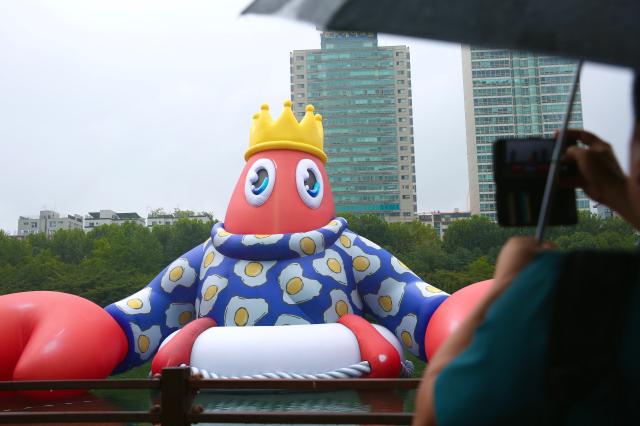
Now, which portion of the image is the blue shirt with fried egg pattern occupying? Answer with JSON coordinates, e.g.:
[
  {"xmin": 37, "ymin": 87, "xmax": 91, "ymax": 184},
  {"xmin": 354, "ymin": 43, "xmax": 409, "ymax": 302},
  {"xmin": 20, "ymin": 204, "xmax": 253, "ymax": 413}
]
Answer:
[{"xmin": 105, "ymin": 217, "xmax": 448, "ymax": 373}]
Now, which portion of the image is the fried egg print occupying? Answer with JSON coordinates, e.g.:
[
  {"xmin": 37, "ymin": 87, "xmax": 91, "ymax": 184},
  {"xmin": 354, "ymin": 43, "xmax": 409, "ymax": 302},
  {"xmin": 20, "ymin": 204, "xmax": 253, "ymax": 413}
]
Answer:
[
  {"xmin": 241, "ymin": 234, "xmax": 284, "ymax": 246},
  {"xmin": 364, "ymin": 278, "xmax": 406, "ymax": 318},
  {"xmin": 350, "ymin": 289, "xmax": 363, "ymax": 311},
  {"xmin": 348, "ymin": 245, "xmax": 381, "ymax": 283},
  {"xmin": 224, "ymin": 296, "xmax": 268, "ymax": 327},
  {"xmin": 115, "ymin": 287, "xmax": 152, "ymax": 315},
  {"xmin": 165, "ymin": 303, "xmax": 195, "ymax": 328},
  {"xmin": 289, "ymin": 230, "xmax": 325, "ymax": 256},
  {"xmin": 275, "ymin": 314, "xmax": 311, "ymax": 326},
  {"xmin": 160, "ymin": 257, "xmax": 197, "ymax": 293},
  {"xmin": 395, "ymin": 314, "xmax": 419, "ymax": 355},
  {"xmin": 233, "ymin": 260, "xmax": 276, "ymax": 287},
  {"xmin": 322, "ymin": 219, "xmax": 342, "ymax": 233},
  {"xmin": 278, "ymin": 263, "xmax": 322, "ymax": 304},
  {"xmin": 337, "ymin": 230, "xmax": 356, "ymax": 250},
  {"xmin": 312, "ymin": 249, "xmax": 347, "ymax": 285},
  {"xmin": 200, "ymin": 244, "xmax": 224, "ymax": 280},
  {"xmin": 198, "ymin": 274, "xmax": 229, "ymax": 316},
  {"xmin": 323, "ymin": 289, "xmax": 353, "ymax": 323},
  {"xmin": 391, "ymin": 256, "xmax": 413, "ymax": 275},
  {"xmin": 131, "ymin": 323, "xmax": 162, "ymax": 361},
  {"xmin": 359, "ymin": 236, "xmax": 381, "ymax": 250},
  {"xmin": 415, "ymin": 281, "xmax": 447, "ymax": 297},
  {"xmin": 213, "ymin": 227, "xmax": 232, "ymax": 246}
]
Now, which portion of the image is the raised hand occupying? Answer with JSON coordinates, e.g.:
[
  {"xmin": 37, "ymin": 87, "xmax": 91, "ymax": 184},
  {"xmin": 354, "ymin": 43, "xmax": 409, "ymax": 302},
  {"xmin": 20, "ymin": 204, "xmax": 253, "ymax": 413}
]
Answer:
[{"xmin": 563, "ymin": 129, "xmax": 640, "ymax": 229}]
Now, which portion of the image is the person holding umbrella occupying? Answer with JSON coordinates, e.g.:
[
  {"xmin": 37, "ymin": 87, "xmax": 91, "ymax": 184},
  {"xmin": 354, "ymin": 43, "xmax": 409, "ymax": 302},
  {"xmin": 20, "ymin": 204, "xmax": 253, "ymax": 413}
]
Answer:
[{"xmin": 413, "ymin": 78, "xmax": 640, "ymax": 425}]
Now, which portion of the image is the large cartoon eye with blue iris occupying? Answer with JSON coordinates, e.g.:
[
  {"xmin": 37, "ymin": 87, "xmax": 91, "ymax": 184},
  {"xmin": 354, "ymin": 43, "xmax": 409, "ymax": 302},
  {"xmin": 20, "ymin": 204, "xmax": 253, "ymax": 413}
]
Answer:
[
  {"xmin": 296, "ymin": 159, "xmax": 324, "ymax": 209},
  {"xmin": 244, "ymin": 158, "xmax": 276, "ymax": 207}
]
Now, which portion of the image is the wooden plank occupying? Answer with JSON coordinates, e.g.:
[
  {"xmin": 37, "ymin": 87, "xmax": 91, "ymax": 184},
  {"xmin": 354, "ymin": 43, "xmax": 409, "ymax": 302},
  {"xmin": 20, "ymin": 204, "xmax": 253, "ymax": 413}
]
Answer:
[
  {"xmin": 160, "ymin": 367, "xmax": 192, "ymax": 426},
  {"xmin": 192, "ymin": 378, "xmax": 421, "ymax": 390},
  {"xmin": 188, "ymin": 411, "xmax": 413, "ymax": 424},
  {"xmin": 0, "ymin": 379, "xmax": 160, "ymax": 391},
  {"xmin": 0, "ymin": 411, "xmax": 159, "ymax": 424}
]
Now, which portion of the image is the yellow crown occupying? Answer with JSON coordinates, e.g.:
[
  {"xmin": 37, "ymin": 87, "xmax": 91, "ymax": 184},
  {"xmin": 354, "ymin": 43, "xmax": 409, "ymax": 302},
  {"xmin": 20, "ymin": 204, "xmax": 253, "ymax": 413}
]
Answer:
[{"xmin": 245, "ymin": 100, "xmax": 326, "ymax": 163}]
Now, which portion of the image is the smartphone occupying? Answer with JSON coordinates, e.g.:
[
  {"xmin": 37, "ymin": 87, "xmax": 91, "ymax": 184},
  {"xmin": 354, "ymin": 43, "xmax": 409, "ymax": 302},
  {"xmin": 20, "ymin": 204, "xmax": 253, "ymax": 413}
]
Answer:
[{"xmin": 493, "ymin": 137, "xmax": 578, "ymax": 227}]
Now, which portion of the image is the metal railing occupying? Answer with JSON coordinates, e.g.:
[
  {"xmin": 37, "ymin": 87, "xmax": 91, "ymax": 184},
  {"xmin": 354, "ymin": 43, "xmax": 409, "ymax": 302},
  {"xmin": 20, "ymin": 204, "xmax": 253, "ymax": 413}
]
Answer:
[{"xmin": 0, "ymin": 367, "xmax": 420, "ymax": 425}]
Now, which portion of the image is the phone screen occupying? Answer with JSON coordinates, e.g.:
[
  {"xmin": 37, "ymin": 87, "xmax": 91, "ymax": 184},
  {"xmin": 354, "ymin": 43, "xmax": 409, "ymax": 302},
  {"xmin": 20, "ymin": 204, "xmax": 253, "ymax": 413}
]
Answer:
[
  {"xmin": 494, "ymin": 137, "xmax": 577, "ymax": 227},
  {"xmin": 504, "ymin": 138, "xmax": 553, "ymax": 178}
]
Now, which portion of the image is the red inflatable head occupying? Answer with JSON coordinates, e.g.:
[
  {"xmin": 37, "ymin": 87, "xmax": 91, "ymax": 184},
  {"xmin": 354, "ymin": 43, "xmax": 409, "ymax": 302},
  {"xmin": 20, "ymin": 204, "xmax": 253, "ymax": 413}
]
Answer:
[{"xmin": 223, "ymin": 101, "xmax": 336, "ymax": 234}]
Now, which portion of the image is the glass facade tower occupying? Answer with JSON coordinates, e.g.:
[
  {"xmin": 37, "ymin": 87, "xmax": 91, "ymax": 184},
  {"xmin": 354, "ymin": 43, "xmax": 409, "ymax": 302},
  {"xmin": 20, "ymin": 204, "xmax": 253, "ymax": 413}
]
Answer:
[
  {"xmin": 291, "ymin": 32, "xmax": 417, "ymax": 221},
  {"xmin": 462, "ymin": 47, "xmax": 589, "ymax": 221}
]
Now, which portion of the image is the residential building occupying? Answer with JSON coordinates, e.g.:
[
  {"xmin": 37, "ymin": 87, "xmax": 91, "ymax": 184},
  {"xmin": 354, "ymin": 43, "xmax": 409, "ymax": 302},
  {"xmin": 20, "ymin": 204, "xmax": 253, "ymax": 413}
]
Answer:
[
  {"xmin": 418, "ymin": 209, "xmax": 471, "ymax": 239},
  {"xmin": 291, "ymin": 31, "xmax": 417, "ymax": 222},
  {"xmin": 147, "ymin": 212, "xmax": 213, "ymax": 228},
  {"xmin": 84, "ymin": 210, "xmax": 145, "ymax": 231},
  {"xmin": 462, "ymin": 46, "xmax": 590, "ymax": 221},
  {"xmin": 594, "ymin": 203, "xmax": 615, "ymax": 220},
  {"xmin": 17, "ymin": 210, "xmax": 83, "ymax": 237}
]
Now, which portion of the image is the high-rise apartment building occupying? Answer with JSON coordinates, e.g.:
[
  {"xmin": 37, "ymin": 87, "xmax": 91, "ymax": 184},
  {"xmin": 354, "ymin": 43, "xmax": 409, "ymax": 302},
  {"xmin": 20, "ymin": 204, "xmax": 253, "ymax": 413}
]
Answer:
[
  {"xmin": 462, "ymin": 47, "xmax": 589, "ymax": 220},
  {"xmin": 291, "ymin": 32, "xmax": 416, "ymax": 221}
]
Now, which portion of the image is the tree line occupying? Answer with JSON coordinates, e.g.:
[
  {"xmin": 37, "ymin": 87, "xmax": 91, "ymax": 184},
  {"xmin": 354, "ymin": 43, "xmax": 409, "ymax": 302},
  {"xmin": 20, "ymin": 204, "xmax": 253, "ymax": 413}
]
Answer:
[{"xmin": 0, "ymin": 212, "xmax": 636, "ymax": 305}]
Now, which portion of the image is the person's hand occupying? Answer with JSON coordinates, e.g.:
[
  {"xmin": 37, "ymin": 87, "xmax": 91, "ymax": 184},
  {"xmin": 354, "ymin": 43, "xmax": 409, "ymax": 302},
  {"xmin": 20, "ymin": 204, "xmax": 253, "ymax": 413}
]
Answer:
[
  {"xmin": 563, "ymin": 130, "xmax": 630, "ymax": 211},
  {"xmin": 489, "ymin": 236, "xmax": 554, "ymax": 300}
]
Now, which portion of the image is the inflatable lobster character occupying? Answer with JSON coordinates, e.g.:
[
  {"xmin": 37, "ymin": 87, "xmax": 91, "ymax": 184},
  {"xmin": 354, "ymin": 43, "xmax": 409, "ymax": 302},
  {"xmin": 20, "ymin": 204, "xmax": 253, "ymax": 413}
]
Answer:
[{"xmin": 0, "ymin": 101, "xmax": 489, "ymax": 392}]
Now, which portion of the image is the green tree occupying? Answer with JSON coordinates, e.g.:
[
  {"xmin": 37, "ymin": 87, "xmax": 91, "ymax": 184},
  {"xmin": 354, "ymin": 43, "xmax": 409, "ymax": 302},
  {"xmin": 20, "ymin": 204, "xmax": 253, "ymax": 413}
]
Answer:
[
  {"xmin": 50, "ymin": 228, "xmax": 91, "ymax": 264},
  {"xmin": 0, "ymin": 231, "xmax": 30, "ymax": 266},
  {"xmin": 152, "ymin": 218, "xmax": 214, "ymax": 264},
  {"xmin": 88, "ymin": 222, "xmax": 163, "ymax": 274},
  {"xmin": 173, "ymin": 208, "xmax": 195, "ymax": 218},
  {"xmin": 342, "ymin": 213, "xmax": 393, "ymax": 248},
  {"xmin": 386, "ymin": 221, "xmax": 445, "ymax": 278},
  {"xmin": 1, "ymin": 210, "xmax": 636, "ymax": 309},
  {"xmin": 443, "ymin": 215, "xmax": 506, "ymax": 258}
]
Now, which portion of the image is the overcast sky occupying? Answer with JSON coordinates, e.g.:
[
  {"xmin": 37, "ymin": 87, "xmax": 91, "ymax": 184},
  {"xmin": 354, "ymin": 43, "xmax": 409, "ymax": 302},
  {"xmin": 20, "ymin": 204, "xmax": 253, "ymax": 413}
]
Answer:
[{"xmin": 0, "ymin": 1, "xmax": 635, "ymax": 234}]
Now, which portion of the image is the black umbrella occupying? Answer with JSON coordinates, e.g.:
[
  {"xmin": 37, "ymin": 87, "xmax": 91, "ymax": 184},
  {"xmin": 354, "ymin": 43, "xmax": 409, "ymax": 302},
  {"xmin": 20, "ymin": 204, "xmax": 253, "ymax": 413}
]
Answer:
[{"xmin": 243, "ymin": 0, "xmax": 640, "ymax": 70}]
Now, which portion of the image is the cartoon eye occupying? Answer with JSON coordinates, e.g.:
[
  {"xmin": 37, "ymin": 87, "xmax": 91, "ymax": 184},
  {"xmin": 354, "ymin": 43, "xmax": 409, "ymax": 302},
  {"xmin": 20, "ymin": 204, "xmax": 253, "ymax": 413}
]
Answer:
[
  {"xmin": 252, "ymin": 169, "xmax": 269, "ymax": 195},
  {"xmin": 245, "ymin": 158, "xmax": 276, "ymax": 207},
  {"xmin": 296, "ymin": 159, "xmax": 324, "ymax": 209}
]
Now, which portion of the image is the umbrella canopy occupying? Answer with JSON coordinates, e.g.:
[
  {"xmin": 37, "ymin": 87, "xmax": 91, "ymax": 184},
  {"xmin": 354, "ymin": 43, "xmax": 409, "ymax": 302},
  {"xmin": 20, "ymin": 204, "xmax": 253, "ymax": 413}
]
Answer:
[{"xmin": 243, "ymin": 0, "xmax": 640, "ymax": 70}]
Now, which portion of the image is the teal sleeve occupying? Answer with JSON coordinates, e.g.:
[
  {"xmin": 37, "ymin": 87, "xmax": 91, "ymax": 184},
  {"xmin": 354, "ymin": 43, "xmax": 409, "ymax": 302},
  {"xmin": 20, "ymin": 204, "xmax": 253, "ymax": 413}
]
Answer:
[{"xmin": 434, "ymin": 252, "xmax": 564, "ymax": 426}]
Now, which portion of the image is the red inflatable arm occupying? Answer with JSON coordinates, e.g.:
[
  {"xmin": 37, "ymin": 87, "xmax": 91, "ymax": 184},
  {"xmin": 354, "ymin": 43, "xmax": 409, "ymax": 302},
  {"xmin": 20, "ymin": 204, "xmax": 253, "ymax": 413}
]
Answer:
[
  {"xmin": 339, "ymin": 314, "xmax": 402, "ymax": 378},
  {"xmin": 424, "ymin": 280, "xmax": 493, "ymax": 360},
  {"xmin": 151, "ymin": 317, "xmax": 216, "ymax": 375},
  {"xmin": 0, "ymin": 291, "xmax": 127, "ymax": 399}
]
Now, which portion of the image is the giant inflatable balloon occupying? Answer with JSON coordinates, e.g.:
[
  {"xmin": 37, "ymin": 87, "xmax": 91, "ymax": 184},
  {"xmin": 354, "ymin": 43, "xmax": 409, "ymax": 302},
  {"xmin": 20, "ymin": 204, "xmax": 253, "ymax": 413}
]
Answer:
[
  {"xmin": 0, "ymin": 101, "xmax": 488, "ymax": 397},
  {"xmin": 424, "ymin": 279, "xmax": 494, "ymax": 360}
]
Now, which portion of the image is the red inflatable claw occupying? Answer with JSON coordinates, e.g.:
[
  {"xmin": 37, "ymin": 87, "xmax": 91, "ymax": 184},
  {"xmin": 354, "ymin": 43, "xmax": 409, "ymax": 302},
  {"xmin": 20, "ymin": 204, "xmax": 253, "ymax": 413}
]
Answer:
[
  {"xmin": 151, "ymin": 317, "xmax": 216, "ymax": 375},
  {"xmin": 0, "ymin": 291, "xmax": 127, "ymax": 399},
  {"xmin": 424, "ymin": 280, "xmax": 494, "ymax": 360},
  {"xmin": 339, "ymin": 314, "xmax": 402, "ymax": 378}
]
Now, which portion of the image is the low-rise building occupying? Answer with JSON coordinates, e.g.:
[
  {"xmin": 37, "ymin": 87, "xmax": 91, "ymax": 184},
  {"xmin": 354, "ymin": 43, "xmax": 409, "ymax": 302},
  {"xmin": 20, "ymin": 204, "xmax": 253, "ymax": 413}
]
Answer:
[
  {"xmin": 17, "ymin": 210, "xmax": 83, "ymax": 237},
  {"xmin": 594, "ymin": 203, "xmax": 615, "ymax": 220},
  {"xmin": 418, "ymin": 209, "xmax": 471, "ymax": 239},
  {"xmin": 147, "ymin": 212, "xmax": 213, "ymax": 228},
  {"xmin": 84, "ymin": 210, "xmax": 145, "ymax": 231}
]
